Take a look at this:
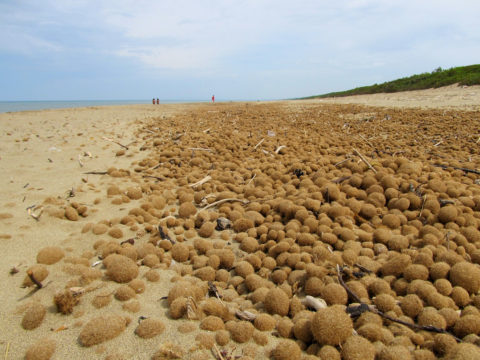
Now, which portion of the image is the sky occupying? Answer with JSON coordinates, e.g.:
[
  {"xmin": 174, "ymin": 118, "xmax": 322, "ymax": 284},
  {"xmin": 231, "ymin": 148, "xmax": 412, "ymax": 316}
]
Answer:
[{"xmin": 0, "ymin": 0, "xmax": 479, "ymax": 101}]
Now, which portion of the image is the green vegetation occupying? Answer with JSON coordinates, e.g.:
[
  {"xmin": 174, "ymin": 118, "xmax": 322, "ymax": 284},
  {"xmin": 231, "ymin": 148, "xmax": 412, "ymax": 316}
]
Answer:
[{"xmin": 304, "ymin": 64, "xmax": 480, "ymax": 99}]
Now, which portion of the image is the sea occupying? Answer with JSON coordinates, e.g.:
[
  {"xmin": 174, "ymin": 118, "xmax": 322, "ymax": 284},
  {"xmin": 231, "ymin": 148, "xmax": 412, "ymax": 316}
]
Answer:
[{"xmin": 0, "ymin": 99, "xmax": 208, "ymax": 113}]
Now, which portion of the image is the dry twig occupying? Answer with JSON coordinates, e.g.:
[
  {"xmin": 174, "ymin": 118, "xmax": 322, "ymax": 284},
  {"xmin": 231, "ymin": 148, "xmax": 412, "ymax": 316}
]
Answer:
[
  {"xmin": 202, "ymin": 198, "xmax": 249, "ymax": 211},
  {"xmin": 102, "ymin": 136, "xmax": 129, "ymax": 150},
  {"xmin": 189, "ymin": 175, "xmax": 211, "ymax": 188},
  {"xmin": 353, "ymin": 148, "xmax": 377, "ymax": 173}
]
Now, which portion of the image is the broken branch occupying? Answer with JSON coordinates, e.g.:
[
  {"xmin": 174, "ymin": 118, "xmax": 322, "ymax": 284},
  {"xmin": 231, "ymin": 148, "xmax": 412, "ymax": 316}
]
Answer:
[{"xmin": 353, "ymin": 148, "xmax": 377, "ymax": 173}]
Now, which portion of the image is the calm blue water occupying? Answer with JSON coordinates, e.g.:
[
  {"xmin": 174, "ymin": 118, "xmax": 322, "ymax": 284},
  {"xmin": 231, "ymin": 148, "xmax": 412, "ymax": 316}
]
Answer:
[{"xmin": 0, "ymin": 99, "xmax": 208, "ymax": 113}]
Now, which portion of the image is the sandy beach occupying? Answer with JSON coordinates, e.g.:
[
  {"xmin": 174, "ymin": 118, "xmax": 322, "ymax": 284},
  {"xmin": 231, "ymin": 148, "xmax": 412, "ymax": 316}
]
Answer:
[{"xmin": 2, "ymin": 85, "xmax": 480, "ymax": 360}]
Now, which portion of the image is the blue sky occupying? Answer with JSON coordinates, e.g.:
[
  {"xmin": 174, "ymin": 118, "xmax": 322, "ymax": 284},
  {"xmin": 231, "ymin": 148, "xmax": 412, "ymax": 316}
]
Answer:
[{"xmin": 1, "ymin": 0, "xmax": 479, "ymax": 101}]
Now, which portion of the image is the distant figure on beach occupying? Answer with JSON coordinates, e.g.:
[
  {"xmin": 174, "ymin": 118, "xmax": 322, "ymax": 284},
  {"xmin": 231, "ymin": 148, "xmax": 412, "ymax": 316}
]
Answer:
[
  {"xmin": 156, "ymin": 98, "xmax": 159, "ymax": 104},
  {"xmin": 152, "ymin": 98, "xmax": 155, "ymax": 105},
  {"xmin": 212, "ymin": 95, "xmax": 215, "ymax": 103}
]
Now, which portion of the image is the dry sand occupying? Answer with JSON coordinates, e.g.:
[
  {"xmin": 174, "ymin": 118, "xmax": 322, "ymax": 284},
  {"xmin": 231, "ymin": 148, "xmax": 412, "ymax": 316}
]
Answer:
[
  {"xmin": 314, "ymin": 84, "xmax": 480, "ymax": 110},
  {"xmin": 1, "ymin": 86, "xmax": 480, "ymax": 360}
]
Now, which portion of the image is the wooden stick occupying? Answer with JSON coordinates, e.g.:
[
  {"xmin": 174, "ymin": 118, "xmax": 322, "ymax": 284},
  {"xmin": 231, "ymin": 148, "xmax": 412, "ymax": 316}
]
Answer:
[
  {"xmin": 202, "ymin": 198, "xmax": 249, "ymax": 210},
  {"xmin": 102, "ymin": 136, "xmax": 129, "ymax": 150},
  {"xmin": 83, "ymin": 171, "xmax": 107, "ymax": 175},
  {"xmin": 4, "ymin": 342, "xmax": 10, "ymax": 360},
  {"xmin": 27, "ymin": 269, "xmax": 43, "ymax": 289},
  {"xmin": 275, "ymin": 145, "xmax": 286, "ymax": 154},
  {"xmin": 353, "ymin": 148, "xmax": 377, "ymax": 173},
  {"xmin": 433, "ymin": 164, "xmax": 480, "ymax": 175},
  {"xmin": 212, "ymin": 344, "xmax": 225, "ymax": 360},
  {"xmin": 189, "ymin": 175, "xmax": 211, "ymax": 188},
  {"xmin": 189, "ymin": 147, "xmax": 212, "ymax": 152},
  {"xmin": 253, "ymin": 138, "xmax": 264, "ymax": 150},
  {"xmin": 143, "ymin": 175, "xmax": 166, "ymax": 181},
  {"xmin": 301, "ymin": 296, "xmax": 327, "ymax": 311}
]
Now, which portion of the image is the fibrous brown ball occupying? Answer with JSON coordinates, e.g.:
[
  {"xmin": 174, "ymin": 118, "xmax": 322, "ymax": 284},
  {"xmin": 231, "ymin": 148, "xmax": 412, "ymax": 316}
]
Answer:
[
  {"xmin": 200, "ymin": 316, "xmax": 225, "ymax": 331},
  {"xmin": 115, "ymin": 285, "xmax": 136, "ymax": 301},
  {"xmin": 78, "ymin": 314, "xmax": 127, "ymax": 346},
  {"xmin": 215, "ymin": 329, "xmax": 230, "ymax": 345},
  {"xmin": 104, "ymin": 254, "xmax": 139, "ymax": 283},
  {"xmin": 235, "ymin": 261, "xmax": 255, "ymax": 278},
  {"xmin": 400, "ymin": 294, "xmax": 424, "ymax": 318},
  {"xmin": 21, "ymin": 302, "xmax": 46, "ymax": 330},
  {"xmin": 438, "ymin": 205, "xmax": 458, "ymax": 223},
  {"xmin": 198, "ymin": 221, "xmax": 215, "ymax": 237},
  {"xmin": 233, "ymin": 218, "xmax": 254, "ymax": 232},
  {"xmin": 126, "ymin": 187, "xmax": 142, "ymax": 200},
  {"xmin": 25, "ymin": 338, "xmax": 56, "ymax": 360},
  {"xmin": 178, "ymin": 202, "xmax": 197, "ymax": 218},
  {"xmin": 374, "ymin": 294, "xmax": 396, "ymax": 313},
  {"xmin": 228, "ymin": 321, "xmax": 254, "ymax": 343},
  {"xmin": 169, "ymin": 297, "xmax": 187, "ymax": 319},
  {"xmin": 145, "ymin": 269, "xmax": 160, "ymax": 282},
  {"xmin": 253, "ymin": 313, "xmax": 276, "ymax": 331},
  {"xmin": 433, "ymin": 333, "xmax": 457, "ymax": 357},
  {"xmin": 450, "ymin": 261, "xmax": 480, "ymax": 294},
  {"xmin": 276, "ymin": 317, "xmax": 294, "ymax": 338},
  {"xmin": 453, "ymin": 314, "xmax": 480, "ymax": 338},
  {"xmin": 404, "ymin": 264, "xmax": 429, "ymax": 281},
  {"xmin": 444, "ymin": 343, "xmax": 480, "ymax": 359},
  {"xmin": 171, "ymin": 243, "xmax": 189, "ymax": 262},
  {"xmin": 264, "ymin": 288, "xmax": 290, "ymax": 316},
  {"xmin": 378, "ymin": 345, "xmax": 412, "ymax": 360},
  {"xmin": 135, "ymin": 318, "xmax": 165, "ymax": 338},
  {"xmin": 341, "ymin": 335, "xmax": 375, "ymax": 360},
  {"xmin": 92, "ymin": 293, "xmax": 112, "ymax": 308},
  {"xmin": 311, "ymin": 305, "xmax": 353, "ymax": 345},
  {"xmin": 54, "ymin": 290, "xmax": 79, "ymax": 314},
  {"xmin": 128, "ymin": 279, "xmax": 146, "ymax": 294},
  {"xmin": 271, "ymin": 339, "xmax": 301, "ymax": 360},
  {"xmin": 36, "ymin": 246, "xmax": 65, "ymax": 264},
  {"xmin": 380, "ymin": 254, "xmax": 411, "ymax": 277},
  {"xmin": 320, "ymin": 283, "xmax": 348, "ymax": 305},
  {"xmin": 318, "ymin": 345, "xmax": 341, "ymax": 360},
  {"xmin": 65, "ymin": 206, "xmax": 79, "ymax": 221},
  {"xmin": 451, "ymin": 286, "xmax": 471, "ymax": 307}
]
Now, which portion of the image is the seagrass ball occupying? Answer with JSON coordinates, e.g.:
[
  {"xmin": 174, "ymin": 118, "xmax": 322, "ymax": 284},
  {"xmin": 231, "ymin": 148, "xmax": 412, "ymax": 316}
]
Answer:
[
  {"xmin": 78, "ymin": 314, "xmax": 127, "ymax": 346},
  {"xmin": 178, "ymin": 202, "xmax": 197, "ymax": 218},
  {"xmin": 450, "ymin": 261, "xmax": 480, "ymax": 294},
  {"xmin": 253, "ymin": 313, "xmax": 276, "ymax": 331},
  {"xmin": 320, "ymin": 283, "xmax": 348, "ymax": 305},
  {"xmin": 104, "ymin": 254, "xmax": 139, "ymax": 283},
  {"xmin": 377, "ymin": 345, "xmax": 412, "ymax": 360},
  {"xmin": 318, "ymin": 345, "xmax": 341, "ymax": 360},
  {"xmin": 171, "ymin": 243, "xmax": 189, "ymax": 262},
  {"xmin": 264, "ymin": 288, "xmax": 290, "ymax": 316},
  {"xmin": 276, "ymin": 317, "xmax": 294, "ymax": 338},
  {"xmin": 341, "ymin": 335, "xmax": 375, "ymax": 360},
  {"xmin": 271, "ymin": 339, "xmax": 301, "ymax": 360},
  {"xmin": 200, "ymin": 316, "xmax": 225, "ymax": 331},
  {"xmin": 444, "ymin": 343, "xmax": 480, "ymax": 359},
  {"xmin": 135, "ymin": 318, "xmax": 165, "ymax": 338},
  {"xmin": 25, "ymin": 338, "xmax": 56, "ymax": 360},
  {"xmin": 311, "ymin": 305, "xmax": 353, "ymax": 345},
  {"xmin": 115, "ymin": 285, "xmax": 136, "ymax": 301},
  {"xmin": 215, "ymin": 329, "xmax": 230, "ymax": 345},
  {"xmin": 21, "ymin": 302, "xmax": 46, "ymax": 330},
  {"xmin": 400, "ymin": 294, "xmax": 423, "ymax": 319},
  {"xmin": 36, "ymin": 246, "xmax": 65, "ymax": 264},
  {"xmin": 229, "ymin": 321, "xmax": 254, "ymax": 343},
  {"xmin": 453, "ymin": 314, "xmax": 480, "ymax": 338}
]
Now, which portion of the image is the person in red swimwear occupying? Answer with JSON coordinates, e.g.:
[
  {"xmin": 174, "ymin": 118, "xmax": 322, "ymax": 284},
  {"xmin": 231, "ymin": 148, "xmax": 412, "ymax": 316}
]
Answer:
[
  {"xmin": 156, "ymin": 98, "xmax": 159, "ymax": 104},
  {"xmin": 152, "ymin": 98, "xmax": 155, "ymax": 105},
  {"xmin": 212, "ymin": 95, "xmax": 215, "ymax": 103}
]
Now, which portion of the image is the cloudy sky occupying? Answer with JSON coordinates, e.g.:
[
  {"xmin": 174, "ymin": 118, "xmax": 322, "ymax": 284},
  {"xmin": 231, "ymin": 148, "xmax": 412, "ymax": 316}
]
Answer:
[{"xmin": 1, "ymin": 0, "xmax": 479, "ymax": 101}]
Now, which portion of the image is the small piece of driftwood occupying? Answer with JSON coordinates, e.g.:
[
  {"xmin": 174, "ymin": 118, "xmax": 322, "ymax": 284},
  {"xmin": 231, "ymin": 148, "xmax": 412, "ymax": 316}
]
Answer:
[
  {"xmin": 102, "ymin": 136, "xmax": 129, "ymax": 150},
  {"xmin": 143, "ymin": 175, "xmax": 166, "ymax": 181},
  {"xmin": 301, "ymin": 296, "xmax": 327, "ymax": 311},
  {"xmin": 188, "ymin": 147, "xmax": 212, "ymax": 152},
  {"xmin": 83, "ymin": 171, "xmax": 107, "ymax": 175},
  {"xmin": 235, "ymin": 310, "xmax": 257, "ymax": 322},
  {"xmin": 202, "ymin": 198, "xmax": 249, "ymax": 211},
  {"xmin": 27, "ymin": 270, "xmax": 43, "ymax": 289},
  {"xmin": 189, "ymin": 175, "xmax": 212, "ymax": 188},
  {"xmin": 275, "ymin": 145, "xmax": 286, "ymax": 154},
  {"xmin": 433, "ymin": 164, "xmax": 480, "ymax": 175},
  {"xmin": 253, "ymin": 138, "xmax": 265, "ymax": 150},
  {"xmin": 353, "ymin": 148, "xmax": 377, "ymax": 173}
]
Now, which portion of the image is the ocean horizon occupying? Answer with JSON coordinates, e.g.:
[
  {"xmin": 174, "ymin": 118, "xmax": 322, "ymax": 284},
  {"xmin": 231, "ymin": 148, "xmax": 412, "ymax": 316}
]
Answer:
[{"xmin": 0, "ymin": 99, "xmax": 211, "ymax": 113}]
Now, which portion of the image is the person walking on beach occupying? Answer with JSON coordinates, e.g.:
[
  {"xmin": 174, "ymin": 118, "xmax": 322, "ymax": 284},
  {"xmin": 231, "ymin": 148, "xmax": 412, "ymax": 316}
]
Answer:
[
  {"xmin": 152, "ymin": 98, "xmax": 155, "ymax": 105},
  {"xmin": 156, "ymin": 98, "xmax": 159, "ymax": 104},
  {"xmin": 212, "ymin": 95, "xmax": 215, "ymax": 103}
]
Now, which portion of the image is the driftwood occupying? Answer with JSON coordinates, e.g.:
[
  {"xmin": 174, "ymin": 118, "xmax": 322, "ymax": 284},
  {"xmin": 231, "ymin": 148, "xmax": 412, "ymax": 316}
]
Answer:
[
  {"xmin": 202, "ymin": 198, "xmax": 249, "ymax": 211},
  {"xmin": 275, "ymin": 145, "xmax": 286, "ymax": 154},
  {"xmin": 83, "ymin": 171, "xmax": 107, "ymax": 175},
  {"xmin": 353, "ymin": 148, "xmax": 377, "ymax": 173},
  {"xmin": 189, "ymin": 175, "xmax": 211, "ymax": 188},
  {"xmin": 253, "ymin": 138, "xmax": 265, "ymax": 150},
  {"xmin": 433, "ymin": 164, "xmax": 480, "ymax": 175},
  {"xmin": 102, "ymin": 136, "xmax": 129, "ymax": 150},
  {"xmin": 301, "ymin": 296, "xmax": 327, "ymax": 311},
  {"xmin": 336, "ymin": 265, "xmax": 462, "ymax": 342},
  {"xmin": 143, "ymin": 175, "xmax": 166, "ymax": 181}
]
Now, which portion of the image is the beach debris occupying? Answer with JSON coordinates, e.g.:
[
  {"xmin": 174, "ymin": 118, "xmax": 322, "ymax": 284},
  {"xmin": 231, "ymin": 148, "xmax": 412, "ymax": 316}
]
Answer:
[
  {"xmin": 158, "ymin": 226, "xmax": 175, "ymax": 244},
  {"xmin": 253, "ymin": 138, "xmax": 264, "ymax": 150},
  {"xmin": 267, "ymin": 130, "xmax": 275, "ymax": 137},
  {"xmin": 275, "ymin": 145, "xmax": 286, "ymax": 154},
  {"xmin": 26, "ymin": 204, "xmax": 43, "ymax": 221},
  {"xmin": 353, "ymin": 147, "xmax": 377, "ymax": 173},
  {"xmin": 301, "ymin": 296, "xmax": 327, "ymax": 311},
  {"xmin": 186, "ymin": 296, "xmax": 199, "ymax": 320},
  {"xmin": 27, "ymin": 269, "xmax": 43, "ymax": 289},
  {"xmin": 235, "ymin": 310, "xmax": 257, "ymax": 322},
  {"xmin": 189, "ymin": 175, "xmax": 212, "ymax": 188},
  {"xmin": 215, "ymin": 217, "xmax": 231, "ymax": 231},
  {"xmin": 9, "ymin": 266, "xmax": 19, "ymax": 275},
  {"xmin": 102, "ymin": 136, "xmax": 129, "ymax": 150},
  {"xmin": 203, "ymin": 198, "xmax": 249, "ymax": 211}
]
